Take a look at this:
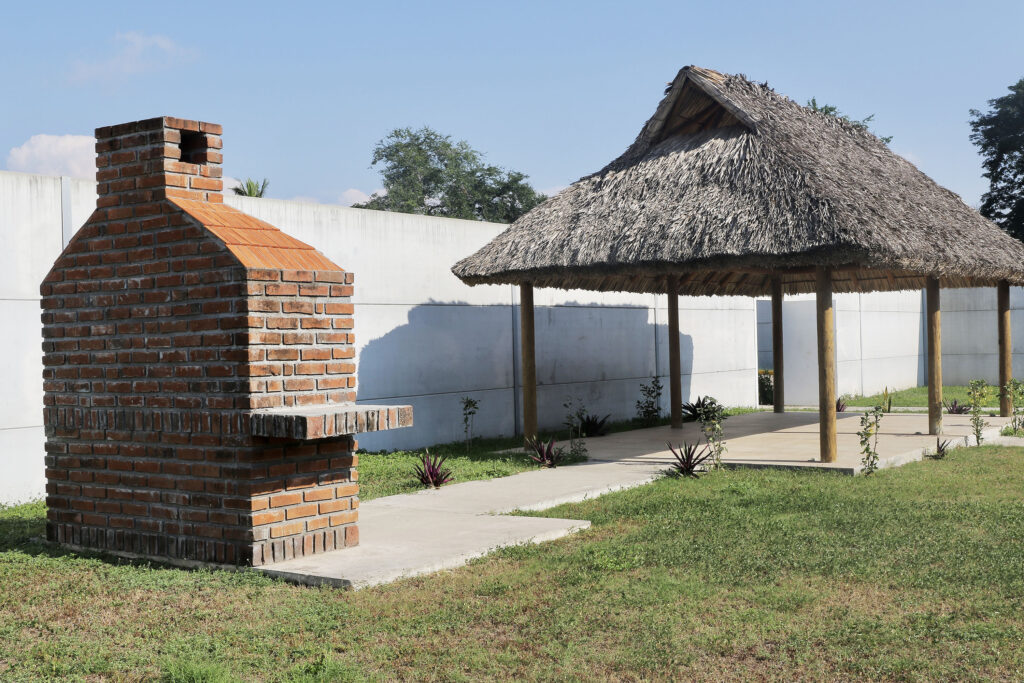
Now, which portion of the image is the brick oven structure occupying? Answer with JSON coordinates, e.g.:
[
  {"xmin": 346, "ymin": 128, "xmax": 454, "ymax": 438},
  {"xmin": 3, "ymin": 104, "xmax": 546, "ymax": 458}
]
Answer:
[{"xmin": 40, "ymin": 116, "xmax": 411, "ymax": 567}]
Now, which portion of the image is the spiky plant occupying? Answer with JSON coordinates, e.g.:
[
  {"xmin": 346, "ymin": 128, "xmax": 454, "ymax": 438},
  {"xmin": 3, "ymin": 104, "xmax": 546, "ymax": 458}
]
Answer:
[
  {"xmin": 413, "ymin": 449, "xmax": 453, "ymax": 488},
  {"xmin": 232, "ymin": 177, "xmax": 269, "ymax": 197},
  {"xmin": 667, "ymin": 441, "xmax": 713, "ymax": 478},
  {"xmin": 944, "ymin": 399, "xmax": 970, "ymax": 415},
  {"xmin": 526, "ymin": 437, "xmax": 564, "ymax": 468}
]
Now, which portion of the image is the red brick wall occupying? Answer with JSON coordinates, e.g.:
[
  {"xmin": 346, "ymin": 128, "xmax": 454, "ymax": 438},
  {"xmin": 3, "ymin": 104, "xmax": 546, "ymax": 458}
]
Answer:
[{"xmin": 41, "ymin": 117, "xmax": 360, "ymax": 566}]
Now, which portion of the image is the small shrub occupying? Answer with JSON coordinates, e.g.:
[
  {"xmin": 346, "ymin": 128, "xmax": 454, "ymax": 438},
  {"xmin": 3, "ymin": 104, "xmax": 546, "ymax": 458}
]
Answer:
[
  {"xmin": 858, "ymin": 405, "xmax": 883, "ymax": 475},
  {"xmin": 967, "ymin": 379, "xmax": 991, "ymax": 445},
  {"xmin": 526, "ymin": 436, "xmax": 564, "ymax": 468},
  {"xmin": 758, "ymin": 370, "xmax": 774, "ymax": 405},
  {"xmin": 681, "ymin": 395, "xmax": 720, "ymax": 423},
  {"xmin": 460, "ymin": 396, "xmax": 479, "ymax": 453},
  {"xmin": 880, "ymin": 386, "xmax": 893, "ymax": 413},
  {"xmin": 1003, "ymin": 378, "xmax": 1024, "ymax": 432},
  {"xmin": 926, "ymin": 438, "xmax": 952, "ymax": 460},
  {"xmin": 414, "ymin": 449, "xmax": 453, "ymax": 488},
  {"xmin": 836, "ymin": 396, "xmax": 847, "ymax": 413},
  {"xmin": 667, "ymin": 441, "xmax": 712, "ymax": 478},
  {"xmin": 635, "ymin": 376, "xmax": 663, "ymax": 426},
  {"xmin": 578, "ymin": 412, "xmax": 610, "ymax": 437},
  {"xmin": 562, "ymin": 397, "xmax": 589, "ymax": 459},
  {"xmin": 690, "ymin": 396, "xmax": 727, "ymax": 468},
  {"xmin": 944, "ymin": 398, "xmax": 969, "ymax": 414}
]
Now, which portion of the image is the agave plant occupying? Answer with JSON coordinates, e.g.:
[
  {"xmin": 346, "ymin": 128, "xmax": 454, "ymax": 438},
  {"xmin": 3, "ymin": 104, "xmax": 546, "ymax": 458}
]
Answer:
[
  {"xmin": 836, "ymin": 397, "xmax": 848, "ymax": 413},
  {"xmin": 579, "ymin": 412, "xmax": 610, "ymax": 437},
  {"xmin": 681, "ymin": 396, "xmax": 721, "ymax": 422},
  {"xmin": 667, "ymin": 441, "xmax": 713, "ymax": 478},
  {"xmin": 934, "ymin": 438, "xmax": 952, "ymax": 459},
  {"xmin": 526, "ymin": 436, "xmax": 564, "ymax": 468},
  {"xmin": 944, "ymin": 399, "xmax": 969, "ymax": 415},
  {"xmin": 413, "ymin": 449, "xmax": 453, "ymax": 488}
]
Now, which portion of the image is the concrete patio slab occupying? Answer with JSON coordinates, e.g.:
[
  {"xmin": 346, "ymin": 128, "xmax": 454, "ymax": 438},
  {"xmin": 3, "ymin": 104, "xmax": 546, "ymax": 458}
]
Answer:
[{"xmin": 256, "ymin": 411, "xmax": 1011, "ymax": 589}]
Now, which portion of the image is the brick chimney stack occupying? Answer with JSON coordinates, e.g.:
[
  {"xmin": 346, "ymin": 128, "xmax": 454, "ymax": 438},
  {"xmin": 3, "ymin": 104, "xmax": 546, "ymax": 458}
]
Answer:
[{"xmin": 94, "ymin": 117, "xmax": 224, "ymax": 207}]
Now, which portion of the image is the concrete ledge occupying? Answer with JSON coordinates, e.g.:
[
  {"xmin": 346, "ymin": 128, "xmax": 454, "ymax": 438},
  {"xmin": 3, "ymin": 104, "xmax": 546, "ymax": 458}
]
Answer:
[{"xmin": 250, "ymin": 403, "xmax": 412, "ymax": 440}]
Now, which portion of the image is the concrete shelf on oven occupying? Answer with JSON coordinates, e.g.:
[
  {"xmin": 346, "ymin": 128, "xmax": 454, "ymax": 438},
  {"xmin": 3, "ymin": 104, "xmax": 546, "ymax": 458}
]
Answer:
[{"xmin": 250, "ymin": 403, "xmax": 413, "ymax": 440}]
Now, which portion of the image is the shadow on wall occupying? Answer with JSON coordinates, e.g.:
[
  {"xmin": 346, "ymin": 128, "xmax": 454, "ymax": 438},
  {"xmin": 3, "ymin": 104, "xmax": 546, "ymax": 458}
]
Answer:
[
  {"xmin": 917, "ymin": 289, "xmax": 927, "ymax": 387},
  {"xmin": 354, "ymin": 300, "xmax": 695, "ymax": 450}
]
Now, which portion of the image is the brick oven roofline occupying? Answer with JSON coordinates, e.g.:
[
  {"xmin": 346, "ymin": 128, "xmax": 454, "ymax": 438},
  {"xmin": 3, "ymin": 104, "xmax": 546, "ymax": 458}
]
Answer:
[
  {"xmin": 95, "ymin": 116, "xmax": 222, "ymax": 138},
  {"xmin": 169, "ymin": 198, "xmax": 344, "ymax": 272}
]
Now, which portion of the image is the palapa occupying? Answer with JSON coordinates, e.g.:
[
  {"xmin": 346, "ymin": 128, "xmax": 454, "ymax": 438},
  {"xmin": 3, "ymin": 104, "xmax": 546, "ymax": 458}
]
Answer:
[{"xmin": 452, "ymin": 66, "xmax": 1024, "ymax": 296}]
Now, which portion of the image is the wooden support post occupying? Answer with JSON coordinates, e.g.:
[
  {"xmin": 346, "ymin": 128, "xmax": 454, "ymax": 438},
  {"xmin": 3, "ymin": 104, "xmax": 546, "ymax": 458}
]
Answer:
[
  {"xmin": 999, "ymin": 280, "xmax": 1012, "ymax": 417},
  {"xmin": 771, "ymin": 277, "xmax": 785, "ymax": 413},
  {"xmin": 926, "ymin": 277, "xmax": 942, "ymax": 435},
  {"xmin": 520, "ymin": 283, "xmax": 538, "ymax": 441},
  {"xmin": 667, "ymin": 277, "xmax": 682, "ymax": 429},
  {"xmin": 816, "ymin": 267, "xmax": 837, "ymax": 463}
]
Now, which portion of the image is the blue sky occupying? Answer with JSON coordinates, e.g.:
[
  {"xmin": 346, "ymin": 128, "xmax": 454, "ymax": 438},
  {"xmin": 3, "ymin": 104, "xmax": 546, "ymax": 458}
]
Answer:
[{"xmin": 2, "ymin": 0, "xmax": 1021, "ymax": 207}]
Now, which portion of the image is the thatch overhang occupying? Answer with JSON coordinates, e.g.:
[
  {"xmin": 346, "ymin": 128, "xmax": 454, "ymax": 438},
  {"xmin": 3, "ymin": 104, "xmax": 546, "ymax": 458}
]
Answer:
[{"xmin": 452, "ymin": 66, "xmax": 1024, "ymax": 296}]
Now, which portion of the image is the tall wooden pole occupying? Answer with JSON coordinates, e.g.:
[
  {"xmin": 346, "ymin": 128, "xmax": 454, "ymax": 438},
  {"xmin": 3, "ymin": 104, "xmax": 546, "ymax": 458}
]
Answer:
[
  {"xmin": 771, "ymin": 276, "xmax": 785, "ymax": 413},
  {"xmin": 998, "ymin": 280, "xmax": 1012, "ymax": 417},
  {"xmin": 520, "ymin": 283, "xmax": 537, "ymax": 441},
  {"xmin": 667, "ymin": 277, "xmax": 682, "ymax": 429},
  {"xmin": 926, "ymin": 277, "xmax": 943, "ymax": 435},
  {"xmin": 816, "ymin": 267, "xmax": 837, "ymax": 463}
]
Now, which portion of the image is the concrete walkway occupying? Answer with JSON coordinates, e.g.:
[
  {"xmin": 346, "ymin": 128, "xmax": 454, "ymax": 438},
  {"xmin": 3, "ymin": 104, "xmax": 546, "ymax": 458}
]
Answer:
[{"xmin": 256, "ymin": 411, "xmax": 1011, "ymax": 589}]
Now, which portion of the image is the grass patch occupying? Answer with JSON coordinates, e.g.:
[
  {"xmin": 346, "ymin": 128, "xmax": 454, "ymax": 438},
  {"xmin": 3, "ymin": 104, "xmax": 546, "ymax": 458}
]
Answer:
[
  {"xmin": 4, "ymin": 446, "xmax": 1024, "ymax": 679},
  {"xmin": 844, "ymin": 384, "xmax": 977, "ymax": 408}
]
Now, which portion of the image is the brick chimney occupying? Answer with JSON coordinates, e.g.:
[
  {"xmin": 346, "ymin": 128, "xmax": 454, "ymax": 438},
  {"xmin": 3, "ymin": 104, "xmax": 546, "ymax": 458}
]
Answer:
[
  {"xmin": 94, "ymin": 117, "xmax": 224, "ymax": 206},
  {"xmin": 41, "ymin": 116, "xmax": 411, "ymax": 568}
]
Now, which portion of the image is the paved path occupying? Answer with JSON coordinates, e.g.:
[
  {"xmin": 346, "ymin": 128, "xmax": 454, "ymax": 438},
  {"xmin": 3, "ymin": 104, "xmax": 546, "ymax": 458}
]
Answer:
[{"xmin": 257, "ymin": 411, "xmax": 1011, "ymax": 589}]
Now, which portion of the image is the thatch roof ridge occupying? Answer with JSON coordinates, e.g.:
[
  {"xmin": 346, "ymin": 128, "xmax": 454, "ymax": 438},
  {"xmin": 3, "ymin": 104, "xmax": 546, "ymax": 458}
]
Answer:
[{"xmin": 452, "ymin": 66, "xmax": 1024, "ymax": 296}]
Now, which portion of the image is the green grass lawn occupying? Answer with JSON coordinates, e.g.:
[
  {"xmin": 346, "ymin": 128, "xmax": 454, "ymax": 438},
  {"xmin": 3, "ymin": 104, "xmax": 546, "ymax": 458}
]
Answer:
[
  {"xmin": 4, "ymin": 446, "xmax": 1024, "ymax": 680},
  {"xmin": 844, "ymin": 384, "xmax": 981, "ymax": 408}
]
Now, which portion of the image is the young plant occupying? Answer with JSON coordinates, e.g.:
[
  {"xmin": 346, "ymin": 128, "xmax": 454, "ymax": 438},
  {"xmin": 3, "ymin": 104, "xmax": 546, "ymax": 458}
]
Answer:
[
  {"xmin": 967, "ymin": 379, "xmax": 991, "ymax": 445},
  {"xmin": 460, "ymin": 396, "xmax": 479, "ymax": 453},
  {"xmin": 414, "ymin": 449, "xmax": 453, "ymax": 488},
  {"xmin": 694, "ymin": 396, "xmax": 727, "ymax": 469},
  {"xmin": 836, "ymin": 396, "xmax": 847, "ymax": 413},
  {"xmin": 1003, "ymin": 378, "xmax": 1024, "ymax": 433},
  {"xmin": 525, "ymin": 436, "xmax": 564, "ymax": 468},
  {"xmin": 858, "ymin": 405, "xmax": 883, "ymax": 475},
  {"xmin": 578, "ymin": 412, "xmax": 610, "ymax": 437},
  {"xmin": 667, "ymin": 441, "xmax": 713, "ymax": 478},
  {"xmin": 880, "ymin": 386, "xmax": 893, "ymax": 413},
  {"xmin": 758, "ymin": 370, "xmax": 774, "ymax": 406},
  {"xmin": 562, "ymin": 397, "xmax": 589, "ymax": 459},
  {"xmin": 944, "ymin": 399, "xmax": 970, "ymax": 415},
  {"xmin": 926, "ymin": 438, "xmax": 952, "ymax": 460},
  {"xmin": 635, "ymin": 376, "xmax": 663, "ymax": 426}
]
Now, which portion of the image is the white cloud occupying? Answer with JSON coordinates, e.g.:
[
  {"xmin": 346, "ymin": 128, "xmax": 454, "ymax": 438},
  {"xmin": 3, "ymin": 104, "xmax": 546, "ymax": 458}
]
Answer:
[
  {"xmin": 339, "ymin": 188, "xmax": 384, "ymax": 206},
  {"xmin": 69, "ymin": 32, "xmax": 197, "ymax": 84},
  {"xmin": 6, "ymin": 134, "xmax": 96, "ymax": 178}
]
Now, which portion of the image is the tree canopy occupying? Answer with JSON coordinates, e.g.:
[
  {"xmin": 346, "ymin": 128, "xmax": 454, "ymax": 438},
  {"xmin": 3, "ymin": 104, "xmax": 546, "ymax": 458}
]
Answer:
[
  {"xmin": 970, "ymin": 78, "xmax": 1024, "ymax": 242},
  {"xmin": 806, "ymin": 97, "xmax": 892, "ymax": 144},
  {"xmin": 353, "ymin": 127, "xmax": 546, "ymax": 223}
]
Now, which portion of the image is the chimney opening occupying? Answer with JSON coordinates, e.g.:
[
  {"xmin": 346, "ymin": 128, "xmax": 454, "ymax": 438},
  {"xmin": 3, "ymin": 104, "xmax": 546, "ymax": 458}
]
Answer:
[{"xmin": 179, "ymin": 130, "xmax": 207, "ymax": 163}]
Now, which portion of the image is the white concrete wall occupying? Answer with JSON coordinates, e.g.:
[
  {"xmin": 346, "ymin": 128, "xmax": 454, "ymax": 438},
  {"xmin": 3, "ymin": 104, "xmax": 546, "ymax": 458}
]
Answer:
[
  {"xmin": 941, "ymin": 287, "xmax": 1024, "ymax": 385},
  {"xmin": 230, "ymin": 197, "xmax": 758, "ymax": 450},
  {"xmin": 0, "ymin": 171, "xmax": 758, "ymax": 502},
  {"xmin": 777, "ymin": 291, "xmax": 925, "ymax": 405}
]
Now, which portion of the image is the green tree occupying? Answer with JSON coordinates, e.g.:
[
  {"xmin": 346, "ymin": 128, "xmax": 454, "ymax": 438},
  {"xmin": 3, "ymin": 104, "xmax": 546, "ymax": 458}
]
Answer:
[
  {"xmin": 232, "ymin": 178, "xmax": 269, "ymax": 197},
  {"xmin": 806, "ymin": 97, "xmax": 893, "ymax": 144},
  {"xmin": 970, "ymin": 78, "xmax": 1024, "ymax": 241},
  {"xmin": 354, "ymin": 127, "xmax": 545, "ymax": 222}
]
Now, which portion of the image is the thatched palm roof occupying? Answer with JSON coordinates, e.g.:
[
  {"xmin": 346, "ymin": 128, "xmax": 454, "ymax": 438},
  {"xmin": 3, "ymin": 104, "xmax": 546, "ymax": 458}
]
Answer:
[{"xmin": 452, "ymin": 66, "xmax": 1024, "ymax": 296}]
